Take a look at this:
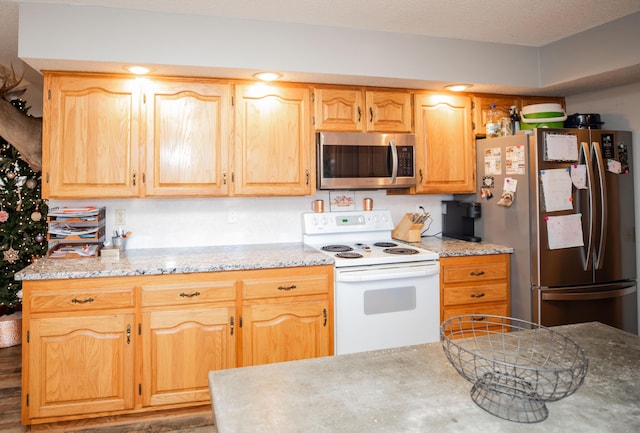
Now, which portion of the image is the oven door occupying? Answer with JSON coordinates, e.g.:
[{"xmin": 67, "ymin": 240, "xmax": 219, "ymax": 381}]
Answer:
[
  {"xmin": 334, "ymin": 261, "xmax": 440, "ymax": 355},
  {"xmin": 317, "ymin": 132, "xmax": 416, "ymax": 190}
]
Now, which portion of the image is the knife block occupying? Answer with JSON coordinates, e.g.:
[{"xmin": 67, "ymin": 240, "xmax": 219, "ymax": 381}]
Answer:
[{"xmin": 392, "ymin": 213, "xmax": 424, "ymax": 243}]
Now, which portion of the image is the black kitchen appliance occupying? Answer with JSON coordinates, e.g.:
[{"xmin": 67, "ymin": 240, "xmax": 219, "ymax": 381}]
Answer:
[{"xmin": 442, "ymin": 200, "xmax": 481, "ymax": 242}]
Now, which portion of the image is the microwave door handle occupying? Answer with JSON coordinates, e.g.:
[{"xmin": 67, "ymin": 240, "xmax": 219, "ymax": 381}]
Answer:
[{"xmin": 389, "ymin": 139, "xmax": 398, "ymax": 184}]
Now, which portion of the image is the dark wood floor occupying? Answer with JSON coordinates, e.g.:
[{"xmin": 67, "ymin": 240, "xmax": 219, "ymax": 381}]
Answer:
[
  {"xmin": 0, "ymin": 344, "xmax": 22, "ymax": 433},
  {"xmin": 0, "ymin": 344, "xmax": 216, "ymax": 433}
]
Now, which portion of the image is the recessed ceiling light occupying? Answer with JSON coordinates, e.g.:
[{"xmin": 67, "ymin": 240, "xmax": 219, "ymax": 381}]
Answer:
[
  {"xmin": 126, "ymin": 65, "xmax": 151, "ymax": 75},
  {"xmin": 445, "ymin": 84, "xmax": 472, "ymax": 92},
  {"xmin": 253, "ymin": 72, "xmax": 282, "ymax": 82}
]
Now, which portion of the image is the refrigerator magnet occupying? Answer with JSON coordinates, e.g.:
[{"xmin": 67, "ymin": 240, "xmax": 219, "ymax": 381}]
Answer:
[
  {"xmin": 503, "ymin": 177, "xmax": 517, "ymax": 193},
  {"xmin": 607, "ymin": 159, "xmax": 622, "ymax": 174}
]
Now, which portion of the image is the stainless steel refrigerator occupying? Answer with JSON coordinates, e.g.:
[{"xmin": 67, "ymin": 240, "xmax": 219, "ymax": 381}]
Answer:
[{"xmin": 461, "ymin": 128, "xmax": 637, "ymax": 334}]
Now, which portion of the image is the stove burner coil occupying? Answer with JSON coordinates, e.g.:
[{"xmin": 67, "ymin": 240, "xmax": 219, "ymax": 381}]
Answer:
[
  {"xmin": 373, "ymin": 242, "xmax": 398, "ymax": 248},
  {"xmin": 322, "ymin": 245, "xmax": 353, "ymax": 252},
  {"xmin": 383, "ymin": 247, "xmax": 419, "ymax": 255},
  {"xmin": 335, "ymin": 252, "xmax": 364, "ymax": 259}
]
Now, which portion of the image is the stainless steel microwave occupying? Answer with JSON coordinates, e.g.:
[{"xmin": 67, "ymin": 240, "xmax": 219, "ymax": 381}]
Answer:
[{"xmin": 316, "ymin": 132, "xmax": 416, "ymax": 190}]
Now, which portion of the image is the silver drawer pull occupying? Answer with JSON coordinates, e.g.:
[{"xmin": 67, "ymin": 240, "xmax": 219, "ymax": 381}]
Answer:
[
  {"xmin": 470, "ymin": 293, "xmax": 486, "ymax": 298},
  {"xmin": 469, "ymin": 271, "xmax": 486, "ymax": 276},
  {"xmin": 71, "ymin": 297, "xmax": 94, "ymax": 304},
  {"xmin": 277, "ymin": 284, "xmax": 297, "ymax": 291},
  {"xmin": 180, "ymin": 291, "xmax": 201, "ymax": 298}
]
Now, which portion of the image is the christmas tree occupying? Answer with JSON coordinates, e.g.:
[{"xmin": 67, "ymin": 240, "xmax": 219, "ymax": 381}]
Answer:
[{"xmin": 0, "ymin": 98, "xmax": 48, "ymax": 314}]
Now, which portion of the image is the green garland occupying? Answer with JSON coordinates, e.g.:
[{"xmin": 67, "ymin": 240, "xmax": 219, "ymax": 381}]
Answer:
[{"xmin": 0, "ymin": 99, "xmax": 48, "ymax": 313}]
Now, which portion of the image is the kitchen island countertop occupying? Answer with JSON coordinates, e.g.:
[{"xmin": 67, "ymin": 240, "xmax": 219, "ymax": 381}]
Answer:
[
  {"xmin": 15, "ymin": 238, "xmax": 512, "ymax": 280},
  {"xmin": 209, "ymin": 322, "xmax": 639, "ymax": 433}
]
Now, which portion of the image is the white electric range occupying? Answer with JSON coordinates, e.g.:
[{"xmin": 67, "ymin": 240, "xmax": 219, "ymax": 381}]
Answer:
[{"xmin": 303, "ymin": 210, "xmax": 440, "ymax": 355}]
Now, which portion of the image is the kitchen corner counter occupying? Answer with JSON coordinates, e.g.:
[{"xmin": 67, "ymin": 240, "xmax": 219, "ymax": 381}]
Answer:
[
  {"xmin": 416, "ymin": 236, "xmax": 514, "ymax": 257},
  {"xmin": 209, "ymin": 322, "xmax": 640, "ymax": 433},
  {"xmin": 14, "ymin": 243, "xmax": 333, "ymax": 281}
]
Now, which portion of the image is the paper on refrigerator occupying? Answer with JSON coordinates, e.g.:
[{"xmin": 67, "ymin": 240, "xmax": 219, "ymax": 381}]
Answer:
[
  {"xmin": 546, "ymin": 214, "xmax": 584, "ymax": 250},
  {"xmin": 540, "ymin": 168, "xmax": 573, "ymax": 212},
  {"xmin": 544, "ymin": 133, "xmax": 579, "ymax": 161}
]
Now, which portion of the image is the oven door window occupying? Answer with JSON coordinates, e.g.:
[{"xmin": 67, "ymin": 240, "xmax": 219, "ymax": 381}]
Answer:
[
  {"xmin": 364, "ymin": 286, "xmax": 416, "ymax": 315},
  {"xmin": 323, "ymin": 145, "xmax": 393, "ymax": 178}
]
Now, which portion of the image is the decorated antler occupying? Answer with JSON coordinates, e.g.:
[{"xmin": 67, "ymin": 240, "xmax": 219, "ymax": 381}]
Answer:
[
  {"xmin": 0, "ymin": 64, "xmax": 26, "ymax": 99},
  {"xmin": 0, "ymin": 64, "xmax": 42, "ymax": 172}
]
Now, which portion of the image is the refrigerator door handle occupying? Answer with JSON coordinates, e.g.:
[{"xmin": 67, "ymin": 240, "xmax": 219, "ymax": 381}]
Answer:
[
  {"xmin": 541, "ymin": 285, "xmax": 636, "ymax": 301},
  {"xmin": 592, "ymin": 141, "xmax": 608, "ymax": 270},
  {"xmin": 579, "ymin": 141, "xmax": 595, "ymax": 271}
]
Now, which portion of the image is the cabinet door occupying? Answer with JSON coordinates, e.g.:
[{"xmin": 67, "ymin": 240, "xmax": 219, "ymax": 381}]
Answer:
[
  {"xmin": 472, "ymin": 95, "xmax": 566, "ymax": 137},
  {"xmin": 141, "ymin": 307, "xmax": 236, "ymax": 406},
  {"xmin": 144, "ymin": 79, "xmax": 231, "ymax": 196},
  {"xmin": 43, "ymin": 73, "xmax": 141, "ymax": 198},
  {"xmin": 414, "ymin": 93, "xmax": 475, "ymax": 193},
  {"xmin": 314, "ymin": 88, "xmax": 364, "ymax": 131},
  {"xmin": 27, "ymin": 314, "xmax": 135, "ymax": 419},
  {"xmin": 242, "ymin": 300, "xmax": 330, "ymax": 366},
  {"xmin": 365, "ymin": 91, "xmax": 412, "ymax": 132},
  {"xmin": 234, "ymin": 84, "xmax": 312, "ymax": 195},
  {"xmin": 471, "ymin": 95, "xmax": 520, "ymax": 137}
]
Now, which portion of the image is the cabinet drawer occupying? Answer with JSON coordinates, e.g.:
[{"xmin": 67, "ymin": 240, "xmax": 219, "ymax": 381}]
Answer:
[
  {"xmin": 29, "ymin": 286, "xmax": 135, "ymax": 313},
  {"xmin": 441, "ymin": 255, "xmax": 508, "ymax": 284},
  {"xmin": 442, "ymin": 303, "xmax": 509, "ymax": 325},
  {"xmin": 141, "ymin": 281, "xmax": 236, "ymax": 307},
  {"xmin": 443, "ymin": 282, "xmax": 508, "ymax": 306},
  {"xmin": 242, "ymin": 274, "xmax": 329, "ymax": 299}
]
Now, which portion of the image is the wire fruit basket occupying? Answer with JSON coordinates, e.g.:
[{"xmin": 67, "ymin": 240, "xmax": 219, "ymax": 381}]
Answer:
[{"xmin": 440, "ymin": 315, "xmax": 588, "ymax": 423}]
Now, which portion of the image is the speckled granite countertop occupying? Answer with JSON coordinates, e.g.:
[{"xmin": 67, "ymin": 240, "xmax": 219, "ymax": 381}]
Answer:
[
  {"xmin": 15, "ymin": 239, "xmax": 513, "ymax": 281},
  {"xmin": 14, "ymin": 243, "xmax": 333, "ymax": 281},
  {"xmin": 415, "ymin": 236, "xmax": 514, "ymax": 257}
]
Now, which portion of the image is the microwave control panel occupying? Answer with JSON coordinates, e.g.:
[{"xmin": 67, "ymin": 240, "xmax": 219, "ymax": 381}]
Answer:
[{"xmin": 397, "ymin": 146, "xmax": 414, "ymax": 176}]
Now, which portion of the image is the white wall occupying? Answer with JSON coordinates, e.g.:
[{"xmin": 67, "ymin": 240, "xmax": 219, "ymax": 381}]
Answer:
[
  {"xmin": 20, "ymin": 3, "xmax": 639, "ymax": 92},
  {"xmin": 50, "ymin": 191, "xmax": 449, "ymax": 250},
  {"xmin": 566, "ymin": 81, "xmax": 640, "ymax": 333}
]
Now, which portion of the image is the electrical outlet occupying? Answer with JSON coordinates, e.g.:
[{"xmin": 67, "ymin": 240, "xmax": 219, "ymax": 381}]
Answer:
[
  {"xmin": 115, "ymin": 209, "xmax": 126, "ymax": 225},
  {"xmin": 228, "ymin": 207, "xmax": 238, "ymax": 224}
]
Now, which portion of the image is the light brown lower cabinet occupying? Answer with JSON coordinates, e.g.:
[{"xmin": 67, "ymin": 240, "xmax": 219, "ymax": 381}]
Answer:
[
  {"xmin": 21, "ymin": 265, "xmax": 334, "ymax": 425},
  {"xmin": 440, "ymin": 254, "xmax": 510, "ymax": 334}
]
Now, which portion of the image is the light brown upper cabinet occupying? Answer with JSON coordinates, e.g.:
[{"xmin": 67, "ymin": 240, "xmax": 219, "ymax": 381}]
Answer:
[
  {"xmin": 143, "ymin": 78, "xmax": 232, "ymax": 197},
  {"xmin": 313, "ymin": 87, "xmax": 412, "ymax": 132},
  {"xmin": 44, "ymin": 73, "xmax": 316, "ymax": 198},
  {"xmin": 43, "ymin": 72, "xmax": 143, "ymax": 198},
  {"xmin": 43, "ymin": 72, "xmax": 233, "ymax": 198},
  {"xmin": 472, "ymin": 94, "xmax": 566, "ymax": 137},
  {"xmin": 414, "ymin": 92, "xmax": 475, "ymax": 194},
  {"xmin": 234, "ymin": 83, "xmax": 313, "ymax": 196}
]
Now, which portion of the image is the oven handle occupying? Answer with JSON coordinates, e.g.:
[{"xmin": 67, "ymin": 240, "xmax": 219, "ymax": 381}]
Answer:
[{"xmin": 336, "ymin": 264, "xmax": 439, "ymax": 282}]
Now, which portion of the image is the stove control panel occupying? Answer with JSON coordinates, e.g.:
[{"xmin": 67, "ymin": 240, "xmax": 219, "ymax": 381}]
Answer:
[{"xmin": 302, "ymin": 210, "xmax": 394, "ymax": 234}]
